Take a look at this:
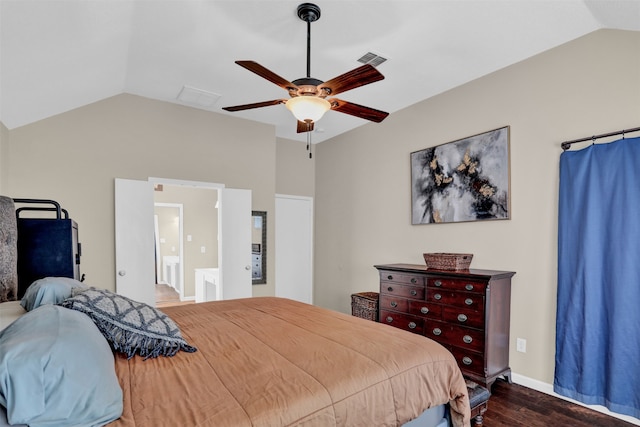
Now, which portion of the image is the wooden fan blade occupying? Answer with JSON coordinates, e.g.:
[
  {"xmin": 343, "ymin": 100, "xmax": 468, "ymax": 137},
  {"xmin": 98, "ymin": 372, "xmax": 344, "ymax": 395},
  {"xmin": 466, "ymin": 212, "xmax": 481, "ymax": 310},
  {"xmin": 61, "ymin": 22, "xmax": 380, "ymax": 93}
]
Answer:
[
  {"xmin": 329, "ymin": 98, "xmax": 389, "ymax": 123},
  {"xmin": 236, "ymin": 61, "xmax": 298, "ymax": 92},
  {"xmin": 317, "ymin": 64, "xmax": 384, "ymax": 96},
  {"xmin": 222, "ymin": 99, "xmax": 285, "ymax": 112},
  {"xmin": 297, "ymin": 120, "xmax": 315, "ymax": 133}
]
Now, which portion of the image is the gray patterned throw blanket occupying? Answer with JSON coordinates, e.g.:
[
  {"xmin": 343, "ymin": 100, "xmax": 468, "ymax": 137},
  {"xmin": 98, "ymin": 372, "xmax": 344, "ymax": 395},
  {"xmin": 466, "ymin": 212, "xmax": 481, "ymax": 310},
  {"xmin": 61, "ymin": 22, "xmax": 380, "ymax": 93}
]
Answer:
[{"xmin": 61, "ymin": 288, "xmax": 197, "ymax": 359}]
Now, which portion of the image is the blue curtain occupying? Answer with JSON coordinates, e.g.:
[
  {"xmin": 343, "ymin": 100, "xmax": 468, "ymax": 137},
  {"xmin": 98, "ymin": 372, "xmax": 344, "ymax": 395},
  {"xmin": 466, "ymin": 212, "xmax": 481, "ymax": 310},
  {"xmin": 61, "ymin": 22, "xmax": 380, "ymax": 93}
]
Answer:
[{"xmin": 556, "ymin": 136, "xmax": 640, "ymax": 419}]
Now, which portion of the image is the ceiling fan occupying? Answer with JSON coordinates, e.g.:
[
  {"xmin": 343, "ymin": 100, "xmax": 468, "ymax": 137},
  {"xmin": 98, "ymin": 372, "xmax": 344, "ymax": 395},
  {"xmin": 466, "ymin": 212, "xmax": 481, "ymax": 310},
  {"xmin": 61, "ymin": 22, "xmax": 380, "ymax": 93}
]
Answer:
[{"xmin": 222, "ymin": 2, "xmax": 389, "ymax": 134}]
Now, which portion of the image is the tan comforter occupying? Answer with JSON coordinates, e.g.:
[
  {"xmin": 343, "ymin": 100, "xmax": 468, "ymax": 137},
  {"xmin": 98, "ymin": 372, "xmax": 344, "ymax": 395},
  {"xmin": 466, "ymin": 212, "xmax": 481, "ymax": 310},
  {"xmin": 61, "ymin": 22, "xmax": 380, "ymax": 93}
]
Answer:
[{"xmin": 109, "ymin": 297, "xmax": 470, "ymax": 427}]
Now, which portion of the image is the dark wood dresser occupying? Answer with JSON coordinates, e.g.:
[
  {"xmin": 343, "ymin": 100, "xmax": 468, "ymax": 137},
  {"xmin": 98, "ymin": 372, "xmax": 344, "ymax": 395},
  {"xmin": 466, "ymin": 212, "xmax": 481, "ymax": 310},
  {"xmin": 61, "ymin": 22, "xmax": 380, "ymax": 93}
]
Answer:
[{"xmin": 375, "ymin": 263, "xmax": 515, "ymax": 390}]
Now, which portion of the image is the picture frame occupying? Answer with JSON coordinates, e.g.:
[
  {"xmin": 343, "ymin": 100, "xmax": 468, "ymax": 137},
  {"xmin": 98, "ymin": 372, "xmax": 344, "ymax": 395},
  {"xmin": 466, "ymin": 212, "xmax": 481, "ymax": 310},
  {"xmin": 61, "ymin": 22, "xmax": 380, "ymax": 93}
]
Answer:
[{"xmin": 410, "ymin": 126, "xmax": 510, "ymax": 225}]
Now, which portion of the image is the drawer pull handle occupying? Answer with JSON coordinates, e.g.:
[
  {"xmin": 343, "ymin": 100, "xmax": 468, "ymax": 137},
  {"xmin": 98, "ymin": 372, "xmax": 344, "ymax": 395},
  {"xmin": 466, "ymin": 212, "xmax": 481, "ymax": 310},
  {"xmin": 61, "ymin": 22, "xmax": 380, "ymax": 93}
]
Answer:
[
  {"xmin": 408, "ymin": 322, "xmax": 417, "ymax": 329},
  {"xmin": 432, "ymin": 328, "xmax": 442, "ymax": 336},
  {"xmin": 434, "ymin": 293, "xmax": 442, "ymax": 300},
  {"xmin": 465, "ymin": 284, "xmax": 474, "ymax": 291},
  {"xmin": 387, "ymin": 275, "xmax": 393, "ymax": 280},
  {"xmin": 386, "ymin": 316, "xmax": 393, "ymax": 323},
  {"xmin": 465, "ymin": 298, "xmax": 473, "ymax": 306},
  {"xmin": 462, "ymin": 356, "xmax": 473, "ymax": 366},
  {"xmin": 434, "ymin": 280, "xmax": 442, "ymax": 287},
  {"xmin": 463, "ymin": 335, "xmax": 473, "ymax": 344},
  {"xmin": 387, "ymin": 286, "xmax": 394, "ymax": 292},
  {"xmin": 420, "ymin": 306, "xmax": 429, "ymax": 314},
  {"xmin": 411, "ymin": 278, "xmax": 417, "ymax": 284},
  {"xmin": 410, "ymin": 289, "xmax": 418, "ymax": 296},
  {"xmin": 457, "ymin": 314, "xmax": 468, "ymax": 323},
  {"xmin": 390, "ymin": 301, "xmax": 397, "ymax": 308}
]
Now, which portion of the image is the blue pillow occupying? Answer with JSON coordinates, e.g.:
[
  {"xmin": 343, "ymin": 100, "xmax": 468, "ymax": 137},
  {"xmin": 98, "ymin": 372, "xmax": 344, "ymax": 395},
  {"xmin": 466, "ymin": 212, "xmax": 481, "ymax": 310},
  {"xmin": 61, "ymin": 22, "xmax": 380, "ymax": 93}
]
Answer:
[
  {"xmin": 0, "ymin": 305, "xmax": 123, "ymax": 426},
  {"xmin": 20, "ymin": 277, "xmax": 87, "ymax": 311}
]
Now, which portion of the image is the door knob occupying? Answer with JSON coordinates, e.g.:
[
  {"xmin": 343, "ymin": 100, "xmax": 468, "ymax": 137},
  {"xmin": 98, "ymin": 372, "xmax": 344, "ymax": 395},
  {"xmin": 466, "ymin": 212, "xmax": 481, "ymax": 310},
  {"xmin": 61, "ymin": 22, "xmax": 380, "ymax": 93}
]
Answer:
[
  {"xmin": 245, "ymin": 265, "xmax": 251, "ymax": 270},
  {"xmin": 118, "ymin": 270, "xmax": 126, "ymax": 276}
]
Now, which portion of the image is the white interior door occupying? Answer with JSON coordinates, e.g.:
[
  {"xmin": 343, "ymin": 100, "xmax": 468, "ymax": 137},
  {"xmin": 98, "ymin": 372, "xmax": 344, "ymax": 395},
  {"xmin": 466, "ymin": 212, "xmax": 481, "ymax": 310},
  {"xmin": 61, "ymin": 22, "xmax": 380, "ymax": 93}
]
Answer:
[
  {"xmin": 275, "ymin": 195, "xmax": 313, "ymax": 304},
  {"xmin": 219, "ymin": 188, "xmax": 252, "ymax": 300},
  {"xmin": 115, "ymin": 178, "xmax": 156, "ymax": 306}
]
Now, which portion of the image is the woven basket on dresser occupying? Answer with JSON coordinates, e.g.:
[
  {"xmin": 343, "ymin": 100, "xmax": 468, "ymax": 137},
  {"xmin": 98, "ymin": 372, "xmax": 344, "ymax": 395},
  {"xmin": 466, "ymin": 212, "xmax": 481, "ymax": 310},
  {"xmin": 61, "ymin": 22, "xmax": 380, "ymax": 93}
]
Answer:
[
  {"xmin": 351, "ymin": 292, "xmax": 379, "ymax": 321},
  {"xmin": 423, "ymin": 253, "xmax": 473, "ymax": 271}
]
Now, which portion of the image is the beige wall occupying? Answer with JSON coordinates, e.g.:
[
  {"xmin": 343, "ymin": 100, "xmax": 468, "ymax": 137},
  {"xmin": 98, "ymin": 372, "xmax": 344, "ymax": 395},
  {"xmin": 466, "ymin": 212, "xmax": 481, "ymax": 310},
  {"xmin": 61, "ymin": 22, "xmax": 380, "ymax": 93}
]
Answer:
[
  {"xmin": 275, "ymin": 137, "xmax": 315, "ymax": 198},
  {"xmin": 314, "ymin": 29, "xmax": 640, "ymax": 388},
  {"xmin": 2, "ymin": 94, "xmax": 279, "ymax": 295}
]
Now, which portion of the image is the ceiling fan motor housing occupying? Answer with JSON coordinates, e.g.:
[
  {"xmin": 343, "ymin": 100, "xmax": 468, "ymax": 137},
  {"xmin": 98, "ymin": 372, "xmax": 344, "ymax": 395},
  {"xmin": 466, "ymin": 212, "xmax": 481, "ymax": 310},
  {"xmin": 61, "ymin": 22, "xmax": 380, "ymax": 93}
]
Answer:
[{"xmin": 292, "ymin": 77, "xmax": 326, "ymax": 97}]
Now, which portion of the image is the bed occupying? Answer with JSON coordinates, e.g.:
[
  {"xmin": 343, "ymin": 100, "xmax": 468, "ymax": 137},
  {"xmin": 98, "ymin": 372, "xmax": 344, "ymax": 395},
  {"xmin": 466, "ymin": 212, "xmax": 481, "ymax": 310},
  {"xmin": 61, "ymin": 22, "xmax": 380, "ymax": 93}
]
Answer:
[
  {"xmin": 110, "ymin": 297, "xmax": 470, "ymax": 426},
  {"xmin": 1, "ymin": 294, "xmax": 470, "ymax": 427}
]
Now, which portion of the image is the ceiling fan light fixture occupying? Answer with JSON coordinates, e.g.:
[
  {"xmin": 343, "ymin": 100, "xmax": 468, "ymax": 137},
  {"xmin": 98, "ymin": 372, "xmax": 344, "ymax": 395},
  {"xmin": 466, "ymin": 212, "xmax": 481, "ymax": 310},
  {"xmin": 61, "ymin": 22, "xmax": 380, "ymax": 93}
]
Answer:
[{"xmin": 286, "ymin": 96, "xmax": 330, "ymax": 123}]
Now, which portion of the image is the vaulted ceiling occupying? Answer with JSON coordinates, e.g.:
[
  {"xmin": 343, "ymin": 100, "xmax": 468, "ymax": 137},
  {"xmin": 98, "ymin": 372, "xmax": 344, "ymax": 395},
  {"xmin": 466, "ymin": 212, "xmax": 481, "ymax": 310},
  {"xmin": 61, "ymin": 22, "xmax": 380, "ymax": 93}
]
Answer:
[{"xmin": 1, "ymin": 1, "xmax": 638, "ymax": 143}]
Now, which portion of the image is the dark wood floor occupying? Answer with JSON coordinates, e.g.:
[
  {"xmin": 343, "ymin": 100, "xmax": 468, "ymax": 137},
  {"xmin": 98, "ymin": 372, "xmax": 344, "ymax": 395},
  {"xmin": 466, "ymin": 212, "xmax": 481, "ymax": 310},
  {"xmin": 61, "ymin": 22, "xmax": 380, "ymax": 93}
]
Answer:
[{"xmin": 484, "ymin": 380, "xmax": 637, "ymax": 426}]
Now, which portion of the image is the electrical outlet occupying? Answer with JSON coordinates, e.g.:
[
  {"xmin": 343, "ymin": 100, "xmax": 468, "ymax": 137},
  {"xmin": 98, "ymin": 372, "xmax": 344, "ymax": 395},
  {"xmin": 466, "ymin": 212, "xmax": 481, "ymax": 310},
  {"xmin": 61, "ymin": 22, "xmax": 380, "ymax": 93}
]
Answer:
[{"xmin": 516, "ymin": 338, "xmax": 527, "ymax": 353}]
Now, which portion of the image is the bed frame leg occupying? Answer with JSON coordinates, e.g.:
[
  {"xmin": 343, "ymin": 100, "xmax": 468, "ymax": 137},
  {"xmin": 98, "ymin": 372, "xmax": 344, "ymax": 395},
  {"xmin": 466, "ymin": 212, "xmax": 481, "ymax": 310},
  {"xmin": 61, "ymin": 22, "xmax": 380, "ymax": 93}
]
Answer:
[{"xmin": 473, "ymin": 414, "xmax": 484, "ymax": 426}]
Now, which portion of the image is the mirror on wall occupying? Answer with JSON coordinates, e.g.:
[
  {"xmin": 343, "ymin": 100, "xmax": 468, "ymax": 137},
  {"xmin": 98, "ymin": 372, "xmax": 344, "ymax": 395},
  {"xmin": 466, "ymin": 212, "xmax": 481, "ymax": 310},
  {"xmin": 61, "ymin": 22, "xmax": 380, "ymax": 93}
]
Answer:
[{"xmin": 251, "ymin": 211, "xmax": 266, "ymax": 284}]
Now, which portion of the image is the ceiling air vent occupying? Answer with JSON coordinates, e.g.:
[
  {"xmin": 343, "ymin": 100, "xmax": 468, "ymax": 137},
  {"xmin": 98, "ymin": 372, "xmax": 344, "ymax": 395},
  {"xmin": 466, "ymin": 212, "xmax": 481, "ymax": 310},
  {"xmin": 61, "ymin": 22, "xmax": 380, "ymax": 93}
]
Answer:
[
  {"xmin": 357, "ymin": 52, "xmax": 387, "ymax": 68},
  {"xmin": 177, "ymin": 85, "xmax": 221, "ymax": 108}
]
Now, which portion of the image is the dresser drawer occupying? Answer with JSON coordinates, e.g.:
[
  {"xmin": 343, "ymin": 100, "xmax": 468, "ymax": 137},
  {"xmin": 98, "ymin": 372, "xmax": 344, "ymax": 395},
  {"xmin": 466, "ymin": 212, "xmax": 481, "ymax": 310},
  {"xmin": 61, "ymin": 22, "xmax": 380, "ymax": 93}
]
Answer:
[
  {"xmin": 446, "ymin": 324, "xmax": 485, "ymax": 352},
  {"xmin": 379, "ymin": 295, "xmax": 410, "ymax": 313},
  {"xmin": 450, "ymin": 346, "xmax": 485, "ymax": 376},
  {"xmin": 426, "ymin": 289, "xmax": 484, "ymax": 311},
  {"xmin": 423, "ymin": 320, "xmax": 450, "ymax": 341},
  {"xmin": 425, "ymin": 322, "xmax": 484, "ymax": 353},
  {"xmin": 408, "ymin": 300, "xmax": 442, "ymax": 319},
  {"xmin": 441, "ymin": 306, "xmax": 484, "ymax": 329},
  {"xmin": 428, "ymin": 277, "xmax": 486, "ymax": 293},
  {"xmin": 380, "ymin": 282, "xmax": 424, "ymax": 299},
  {"xmin": 380, "ymin": 271, "xmax": 425, "ymax": 286},
  {"xmin": 380, "ymin": 310, "xmax": 424, "ymax": 334}
]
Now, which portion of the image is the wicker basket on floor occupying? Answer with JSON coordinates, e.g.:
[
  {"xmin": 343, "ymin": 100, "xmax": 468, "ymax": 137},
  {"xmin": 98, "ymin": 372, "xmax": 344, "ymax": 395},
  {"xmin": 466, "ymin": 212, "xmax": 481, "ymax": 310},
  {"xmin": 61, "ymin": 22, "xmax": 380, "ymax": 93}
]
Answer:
[
  {"xmin": 423, "ymin": 253, "xmax": 473, "ymax": 270},
  {"xmin": 351, "ymin": 292, "xmax": 379, "ymax": 321}
]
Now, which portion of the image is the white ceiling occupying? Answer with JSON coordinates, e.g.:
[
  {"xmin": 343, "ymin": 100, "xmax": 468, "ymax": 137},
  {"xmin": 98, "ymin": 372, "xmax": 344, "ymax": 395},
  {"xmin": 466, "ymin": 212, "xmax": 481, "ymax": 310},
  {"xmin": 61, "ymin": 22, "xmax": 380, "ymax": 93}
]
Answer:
[{"xmin": 1, "ymin": 0, "xmax": 638, "ymax": 143}]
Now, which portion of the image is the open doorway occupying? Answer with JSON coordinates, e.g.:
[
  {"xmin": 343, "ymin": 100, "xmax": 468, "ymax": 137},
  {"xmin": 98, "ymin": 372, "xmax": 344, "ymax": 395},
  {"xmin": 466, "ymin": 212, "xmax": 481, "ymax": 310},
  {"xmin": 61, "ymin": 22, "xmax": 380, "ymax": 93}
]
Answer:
[
  {"xmin": 153, "ymin": 183, "xmax": 218, "ymax": 306},
  {"xmin": 154, "ymin": 202, "xmax": 183, "ymax": 306}
]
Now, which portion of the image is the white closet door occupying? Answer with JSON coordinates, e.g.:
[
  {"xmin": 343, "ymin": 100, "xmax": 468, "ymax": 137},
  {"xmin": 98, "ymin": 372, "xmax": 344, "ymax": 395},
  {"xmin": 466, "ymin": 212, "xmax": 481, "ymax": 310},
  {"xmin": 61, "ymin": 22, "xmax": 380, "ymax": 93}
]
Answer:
[
  {"xmin": 114, "ymin": 178, "xmax": 156, "ymax": 306},
  {"xmin": 275, "ymin": 195, "xmax": 313, "ymax": 304}
]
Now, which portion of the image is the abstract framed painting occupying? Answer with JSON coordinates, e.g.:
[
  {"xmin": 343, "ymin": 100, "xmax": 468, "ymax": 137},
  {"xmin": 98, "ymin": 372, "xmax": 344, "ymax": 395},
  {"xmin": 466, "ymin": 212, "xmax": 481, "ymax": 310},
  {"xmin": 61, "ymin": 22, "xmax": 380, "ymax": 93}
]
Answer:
[{"xmin": 411, "ymin": 126, "xmax": 510, "ymax": 224}]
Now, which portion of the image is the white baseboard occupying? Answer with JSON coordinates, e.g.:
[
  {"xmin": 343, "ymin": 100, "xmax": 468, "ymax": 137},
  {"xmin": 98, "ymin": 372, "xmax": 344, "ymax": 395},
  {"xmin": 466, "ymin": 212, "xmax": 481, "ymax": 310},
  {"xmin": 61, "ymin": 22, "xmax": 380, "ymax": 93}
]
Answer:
[
  {"xmin": 180, "ymin": 295, "xmax": 195, "ymax": 302},
  {"xmin": 511, "ymin": 373, "xmax": 640, "ymax": 426}
]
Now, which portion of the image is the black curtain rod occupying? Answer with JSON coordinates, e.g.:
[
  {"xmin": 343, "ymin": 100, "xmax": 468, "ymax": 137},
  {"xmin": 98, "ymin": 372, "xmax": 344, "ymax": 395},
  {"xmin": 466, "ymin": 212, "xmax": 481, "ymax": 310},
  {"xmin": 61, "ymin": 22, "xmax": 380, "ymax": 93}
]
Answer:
[{"xmin": 561, "ymin": 126, "xmax": 640, "ymax": 151}]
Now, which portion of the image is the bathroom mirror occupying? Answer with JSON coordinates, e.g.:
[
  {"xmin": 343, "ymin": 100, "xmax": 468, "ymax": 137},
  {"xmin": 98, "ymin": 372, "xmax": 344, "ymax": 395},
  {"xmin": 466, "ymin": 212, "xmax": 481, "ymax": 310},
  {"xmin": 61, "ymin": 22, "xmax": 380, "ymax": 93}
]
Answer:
[{"xmin": 251, "ymin": 211, "xmax": 266, "ymax": 284}]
